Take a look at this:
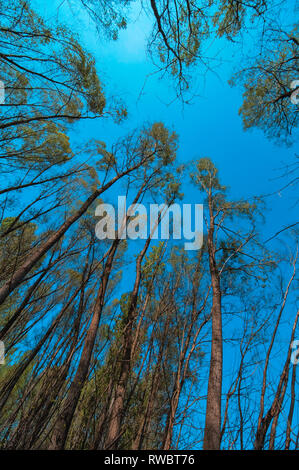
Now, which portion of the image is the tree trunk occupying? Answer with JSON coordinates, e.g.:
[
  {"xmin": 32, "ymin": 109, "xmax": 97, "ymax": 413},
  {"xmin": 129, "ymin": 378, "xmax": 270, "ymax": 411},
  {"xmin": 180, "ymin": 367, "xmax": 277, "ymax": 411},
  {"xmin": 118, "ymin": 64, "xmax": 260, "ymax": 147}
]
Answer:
[
  {"xmin": 49, "ymin": 240, "xmax": 119, "ymax": 449},
  {"xmin": 0, "ymin": 163, "xmax": 143, "ymax": 307},
  {"xmin": 104, "ymin": 236, "xmax": 152, "ymax": 449},
  {"xmin": 203, "ymin": 195, "xmax": 222, "ymax": 450}
]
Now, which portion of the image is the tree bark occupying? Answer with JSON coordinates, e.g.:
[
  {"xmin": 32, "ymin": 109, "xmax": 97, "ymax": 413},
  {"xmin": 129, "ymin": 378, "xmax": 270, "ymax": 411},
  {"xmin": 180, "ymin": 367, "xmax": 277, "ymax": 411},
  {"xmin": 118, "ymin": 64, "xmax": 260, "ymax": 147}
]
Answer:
[
  {"xmin": 203, "ymin": 194, "xmax": 222, "ymax": 450},
  {"xmin": 49, "ymin": 240, "xmax": 119, "ymax": 449}
]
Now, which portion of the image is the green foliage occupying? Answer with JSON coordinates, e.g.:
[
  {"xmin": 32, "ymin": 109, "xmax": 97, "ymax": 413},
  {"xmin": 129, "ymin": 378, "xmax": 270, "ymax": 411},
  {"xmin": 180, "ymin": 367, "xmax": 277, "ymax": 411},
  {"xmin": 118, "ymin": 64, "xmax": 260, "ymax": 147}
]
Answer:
[
  {"xmin": 78, "ymin": 0, "xmax": 132, "ymax": 40},
  {"xmin": 213, "ymin": 0, "xmax": 267, "ymax": 39},
  {"xmin": 143, "ymin": 122, "xmax": 178, "ymax": 165},
  {"xmin": 0, "ymin": 218, "xmax": 38, "ymax": 286},
  {"xmin": 230, "ymin": 26, "xmax": 298, "ymax": 144},
  {"xmin": 142, "ymin": 242, "xmax": 165, "ymax": 288}
]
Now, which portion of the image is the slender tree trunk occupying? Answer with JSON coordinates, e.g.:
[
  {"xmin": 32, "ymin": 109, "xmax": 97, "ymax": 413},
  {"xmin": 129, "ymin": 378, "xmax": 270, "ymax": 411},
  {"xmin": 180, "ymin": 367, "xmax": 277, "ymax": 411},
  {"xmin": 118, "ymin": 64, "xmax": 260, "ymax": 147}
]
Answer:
[
  {"xmin": 0, "ymin": 287, "xmax": 80, "ymax": 412},
  {"xmin": 0, "ymin": 163, "xmax": 143, "ymax": 306},
  {"xmin": 254, "ymin": 309, "xmax": 299, "ymax": 450},
  {"xmin": 132, "ymin": 313, "xmax": 170, "ymax": 450},
  {"xmin": 285, "ymin": 360, "xmax": 297, "ymax": 450},
  {"xmin": 104, "ymin": 236, "xmax": 152, "ymax": 449},
  {"xmin": 203, "ymin": 195, "xmax": 222, "ymax": 450},
  {"xmin": 49, "ymin": 240, "xmax": 119, "ymax": 449},
  {"xmin": 163, "ymin": 387, "xmax": 180, "ymax": 450}
]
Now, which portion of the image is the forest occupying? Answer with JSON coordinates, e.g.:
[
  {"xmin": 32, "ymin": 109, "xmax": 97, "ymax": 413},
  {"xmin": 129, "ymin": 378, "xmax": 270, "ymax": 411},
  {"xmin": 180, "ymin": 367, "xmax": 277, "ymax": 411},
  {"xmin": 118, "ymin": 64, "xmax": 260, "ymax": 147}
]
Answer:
[{"xmin": 0, "ymin": 0, "xmax": 298, "ymax": 451}]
